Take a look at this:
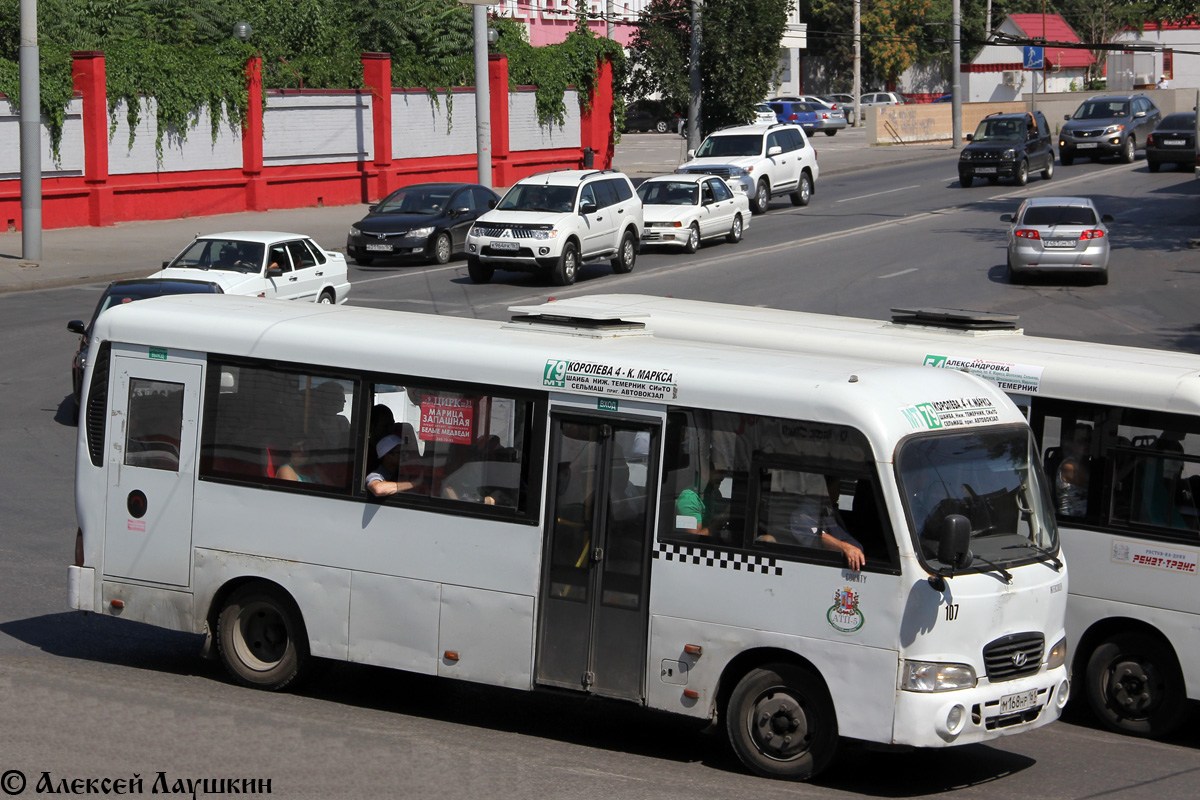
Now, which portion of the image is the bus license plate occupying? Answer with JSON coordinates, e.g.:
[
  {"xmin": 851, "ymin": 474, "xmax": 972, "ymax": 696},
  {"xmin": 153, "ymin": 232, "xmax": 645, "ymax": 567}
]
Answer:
[
  {"xmin": 975, "ymin": 167, "xmax": 997, "ymax": 174},
  {"xmin": 1164, "ymin": 139, "xmax": 1186, "ymax": 146},
  {"xmin": 491, "ymin": 241, "xmax": 519, "ymax": 251},
  {"xmin": 999, "ymin": 689, "xmax": 1039, "ymax": 714},
  {"xmin": 365, "ymin": 244, "xmax": 392, "ymax": 252},
  {"xmin": 1077, "ymin": 142, "xmax": 1098, "ymax": 149},
  {"xmin": 1043, "ymin": 239, "xmax": 1076, "ymax": 248}
]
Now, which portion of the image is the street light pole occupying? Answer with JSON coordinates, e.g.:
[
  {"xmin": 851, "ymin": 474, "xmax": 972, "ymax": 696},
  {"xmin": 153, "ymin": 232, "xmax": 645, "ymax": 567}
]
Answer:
[
  {"xmin": 951, "ymin": 0, "xmax": 961, "ymax": 149},
  {"xmin": 472, "ymin": 3, "xmax": 492, "ymax": 188},
  {"xmin": 19, "ymin": 0, "xmax": 41, "ymax": 260},
  {"xmin": 853, "ymin": 0, "xmax": 861, "ymax": 128}
]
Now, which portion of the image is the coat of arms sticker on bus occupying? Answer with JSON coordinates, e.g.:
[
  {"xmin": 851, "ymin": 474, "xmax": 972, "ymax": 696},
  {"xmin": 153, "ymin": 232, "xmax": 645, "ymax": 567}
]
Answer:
[{"xmin": 827, "ymin": 586, "xmax": 865, "ymax": 633}]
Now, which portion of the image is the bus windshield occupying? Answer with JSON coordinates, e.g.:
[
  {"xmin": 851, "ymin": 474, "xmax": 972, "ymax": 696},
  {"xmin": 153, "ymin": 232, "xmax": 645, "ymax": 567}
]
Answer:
[{"xmin": 897, "ymin": 426, "xmax": 1058, "ymax": 571}]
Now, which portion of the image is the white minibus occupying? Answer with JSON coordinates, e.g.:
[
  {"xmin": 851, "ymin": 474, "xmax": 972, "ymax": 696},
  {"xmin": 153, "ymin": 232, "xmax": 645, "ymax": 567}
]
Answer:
[
  {"xmin": 70, "ymin": 295, "xmax": 1068, "ymax": 780},
  {"xmin": 530, "ymin": 294, "xmax": 1200, "ymax": 738}
]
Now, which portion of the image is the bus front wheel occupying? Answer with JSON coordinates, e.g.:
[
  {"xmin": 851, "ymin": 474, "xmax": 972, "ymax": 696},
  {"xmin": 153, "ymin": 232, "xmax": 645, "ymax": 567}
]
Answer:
[
  {"xmin": 1085, "ymin": 631, "xmax": 1188, "ymax": 738},
  {"xmin": 217, "ymin": 583, "xmax": 310, "ymax": 691},
  {"xmin": 726, "ymin": 663, "xmax": 838, "ymax": 781}
]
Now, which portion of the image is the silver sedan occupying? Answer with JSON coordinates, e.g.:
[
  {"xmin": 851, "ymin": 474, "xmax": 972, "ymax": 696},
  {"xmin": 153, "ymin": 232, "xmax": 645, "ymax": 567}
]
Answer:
[{"xmin": 1001, "ymin": 197, "xmax": 1113, "ymax": 285}]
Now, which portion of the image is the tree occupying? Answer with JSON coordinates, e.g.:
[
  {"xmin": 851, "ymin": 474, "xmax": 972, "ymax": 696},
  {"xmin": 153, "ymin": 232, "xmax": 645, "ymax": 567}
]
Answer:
[{"xmin": 627, "ymin": 0, "xmax": 791, "ymax": 134}]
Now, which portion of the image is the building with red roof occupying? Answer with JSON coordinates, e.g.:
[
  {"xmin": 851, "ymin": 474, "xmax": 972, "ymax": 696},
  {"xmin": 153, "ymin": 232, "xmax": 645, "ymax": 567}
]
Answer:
[{"xmin": 964, "ymin": 14, "xmax": 1096, "ymax": 101}]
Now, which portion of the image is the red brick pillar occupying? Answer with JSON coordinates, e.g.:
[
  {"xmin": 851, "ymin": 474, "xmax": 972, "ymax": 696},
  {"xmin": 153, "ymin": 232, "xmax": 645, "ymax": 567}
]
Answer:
[
  {"xmin": 579, "ymin": 59, "xmax": 615, "ymax": 169},
  {"xmin": 488, "ymin": 54, "xmax": 511, "ymax": 186},
  {"xmin": 71, "ymin": 51, "xmax": 112, "ymax": 226},
  {"xmin": 361, "ymin": 52, "xmax": 393, "ymax": 199},
  {"xmin": 242, "ymin": 56, "xmax": 266, "ymax": 212}
]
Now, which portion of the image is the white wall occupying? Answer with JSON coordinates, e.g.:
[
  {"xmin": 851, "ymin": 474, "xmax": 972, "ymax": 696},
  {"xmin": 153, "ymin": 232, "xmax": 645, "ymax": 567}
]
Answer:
[
  {"xmin": 1112, "ymin": 28, "xmax": 1198, "ymax": 89},
  {"xmin": 263, "ymin": 93, "xmax": 373, "ymax": 167},
  {"xmin": 107, "ymin": 98, "xmax": 243, "ymax": 175},
  {"xmin": 392, "ymin": 90, "xmax": 477, "ymax": 159},
  {"xmin": 0, "ymin": 97, "xmax": 84, "ymax": 180},
  {"xmin": 509, "ymin": 89, "xmax": 581, "ymax": 151}
]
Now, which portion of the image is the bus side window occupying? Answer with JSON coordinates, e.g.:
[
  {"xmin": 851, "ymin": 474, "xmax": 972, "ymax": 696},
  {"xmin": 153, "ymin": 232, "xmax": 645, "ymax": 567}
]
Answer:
[{"xmin": 125, "ymin": 378, "xmax": 184, "ymax": 471}]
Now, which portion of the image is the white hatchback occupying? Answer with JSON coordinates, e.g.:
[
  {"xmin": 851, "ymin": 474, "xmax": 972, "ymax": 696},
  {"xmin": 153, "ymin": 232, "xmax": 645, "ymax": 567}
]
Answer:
[
  {"xmin": 637, "ymin": 174, "xmax": 750, "ymax": 252},
  {"xmin": 149, "ymin": 231, "xmax": 351, "ymax": 304}
]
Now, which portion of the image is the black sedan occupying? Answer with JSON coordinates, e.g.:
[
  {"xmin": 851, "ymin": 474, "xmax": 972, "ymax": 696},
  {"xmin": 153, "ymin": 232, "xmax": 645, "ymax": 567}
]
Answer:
[
  {"xmin": 67, "ymin": 278, "xmax": 222, "ymax": 409},
  {"xmin": 347, "ymin": 183, "xmax": 499, "ymax": 266},
  {"xmin": 1145, "ymin": 112, "xmax": 1198, "ymax": 172}
]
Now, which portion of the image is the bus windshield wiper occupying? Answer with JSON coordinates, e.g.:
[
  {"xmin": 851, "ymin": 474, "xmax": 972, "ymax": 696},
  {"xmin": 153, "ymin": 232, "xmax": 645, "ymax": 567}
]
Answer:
[
  {"xmin": 1002, "ymin": 541, "xmax": 1063, "ymax": 571},
  {"xmin": 968, "ymin": 552, "xmax": 1013, "ymax": 584}
]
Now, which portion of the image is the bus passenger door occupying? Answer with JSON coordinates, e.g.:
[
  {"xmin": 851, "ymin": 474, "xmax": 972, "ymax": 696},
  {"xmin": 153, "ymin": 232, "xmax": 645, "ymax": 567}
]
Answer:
[
  {"xmin": 536, "ymin": 415, "xmax": 660, "ymax": 701},
  {"xmin": 103, "ymin": 356, "xmax": 201, "ymax": 587}
]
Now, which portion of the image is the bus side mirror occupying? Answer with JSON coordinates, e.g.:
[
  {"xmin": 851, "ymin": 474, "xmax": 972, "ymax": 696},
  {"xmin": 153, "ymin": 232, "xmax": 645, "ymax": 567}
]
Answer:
[
  {"xmin": 938, "ymin": 514, "xmax": 973, "ymax": 570},
  {"xmin": 68, "ymin": 320, "xmax": 86, "ymax": 335}
]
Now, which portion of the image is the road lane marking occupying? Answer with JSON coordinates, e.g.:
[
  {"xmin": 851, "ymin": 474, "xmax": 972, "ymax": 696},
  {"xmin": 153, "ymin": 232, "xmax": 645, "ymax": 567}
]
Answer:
[
  {"xmin": 835, "ymin": 185, "xmax": 920, "ymax": 203},
  {"xmin": 879, "ymin": 268, "xmax": 917, "ymax": 279}
]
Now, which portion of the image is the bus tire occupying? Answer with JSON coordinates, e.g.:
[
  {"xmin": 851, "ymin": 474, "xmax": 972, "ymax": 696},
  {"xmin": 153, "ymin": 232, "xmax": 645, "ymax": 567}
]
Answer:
[
  {"xmin": 217, "ymin": 583, "xmax": 310, "ymax": 692},
  {"xmin": 726, "ymin": 663, "xmax": 838, "ymax": 781},
  {"xmin": 1085, "ymin": 631, "xmax": 1188, "ymax": 738}
]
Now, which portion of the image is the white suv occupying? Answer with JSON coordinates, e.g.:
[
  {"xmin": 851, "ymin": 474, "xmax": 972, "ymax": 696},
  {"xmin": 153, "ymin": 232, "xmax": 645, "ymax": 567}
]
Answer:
[
  {"xmin": 465, "ymin": 170, "xmax": 643, "ymax": 286},
  {"xmin": 680, "ymin": 123, "xmax": 819, "ymax": 214}
]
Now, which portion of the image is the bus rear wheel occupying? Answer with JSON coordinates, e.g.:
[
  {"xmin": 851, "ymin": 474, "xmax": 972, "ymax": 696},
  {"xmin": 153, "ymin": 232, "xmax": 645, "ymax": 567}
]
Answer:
[
  {"xmin": 726, "ymin": 663, "xmax": 837, "ymax": 781},
  {"xmin": 217, "ymin": 583, "xmax": 309, "ymax": 691},
  {"xmin": 1085, "ymin": 631, "xmax": 1188, "ymax": 738}
]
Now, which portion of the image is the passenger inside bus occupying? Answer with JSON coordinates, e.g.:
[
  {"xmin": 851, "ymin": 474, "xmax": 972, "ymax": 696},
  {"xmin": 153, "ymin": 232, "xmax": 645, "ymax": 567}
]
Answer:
[
  {"xmin": 366, "ymin": 433, "xmax": 427, "ymax": 497},
  {"xmin": 675, "ymin": 468, "xmax": 730, "ymax": 537},
  {"xmin": 1056, "ymin": 424, "xmax": 1092, "ymax": 517},
  {"xmin": 276, "ymin": 439, "xmax": 319, "ymax": 483}
]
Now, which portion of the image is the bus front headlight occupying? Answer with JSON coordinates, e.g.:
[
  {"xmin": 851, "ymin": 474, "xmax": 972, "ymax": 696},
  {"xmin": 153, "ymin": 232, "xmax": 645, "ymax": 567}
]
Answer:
[
  {"xmin": 1046, "ymin": 637, "xmax": 1068, "ymax": 670},
  {"xmin": 902, "ymin": 661, "xmax": 977, "ymax": 692}
]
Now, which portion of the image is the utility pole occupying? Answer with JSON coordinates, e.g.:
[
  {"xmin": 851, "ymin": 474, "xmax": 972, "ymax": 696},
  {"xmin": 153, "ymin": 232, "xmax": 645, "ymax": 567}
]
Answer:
[
  {"xmin": 471, "ymin": 3, "xmax": 491, "ymax": 188},
  {"xmin": 853, "ymin": 0, "xmax": 861, "ymax": 128},
  {"xmin": 607, "ymin": 0, "xmax": 614, "ymax": 39},
  {"xmin": 19, "ymin": 0, "xmax": 41, "ymax": 260},
  {"xmin": 687, "ymin": 0, "xmax": 702, "ymax": 150},
  {"xmin": 951, "ymin": 0, "xmax": 961, "ymax": 148}
]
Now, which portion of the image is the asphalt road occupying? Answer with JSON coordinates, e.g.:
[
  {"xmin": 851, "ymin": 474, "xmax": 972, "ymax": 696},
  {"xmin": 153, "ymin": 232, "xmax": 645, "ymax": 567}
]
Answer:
[{"xmin": 1, "ymin": 143, "xmax": 1198, "ymax": 799}]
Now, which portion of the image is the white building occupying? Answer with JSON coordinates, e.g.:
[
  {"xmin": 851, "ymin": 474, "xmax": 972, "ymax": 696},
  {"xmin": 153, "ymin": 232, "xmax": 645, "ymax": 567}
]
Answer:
[{"xmin": 964, "ymin": 14, "xmax": 1095, "ymax": 101}]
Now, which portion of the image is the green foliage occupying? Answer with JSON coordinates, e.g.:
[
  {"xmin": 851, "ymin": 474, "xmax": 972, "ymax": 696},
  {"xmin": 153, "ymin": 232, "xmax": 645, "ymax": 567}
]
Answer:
[
  {"xmin": 627, "ymin": 0, "xmax": 790, "ymax": 135},
  {"xmin": 0, "ymin": 0, "xmax": 624, "ymax": 163}
]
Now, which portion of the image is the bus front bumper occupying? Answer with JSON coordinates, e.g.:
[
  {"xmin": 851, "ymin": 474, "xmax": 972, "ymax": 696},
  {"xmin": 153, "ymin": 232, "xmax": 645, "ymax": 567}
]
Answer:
[{"xmin": 892, "ymin": 666, "xmax": 1069, "ymax": 747}]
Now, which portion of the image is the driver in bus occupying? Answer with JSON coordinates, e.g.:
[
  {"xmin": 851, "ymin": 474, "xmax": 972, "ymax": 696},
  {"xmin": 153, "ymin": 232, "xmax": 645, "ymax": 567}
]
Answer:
[
  {"xmin": 761, "ymin": 475, "xmax": 865, "ymax": 570},
  {"xmin": 366, "ymin": 433, "xmax": 426, "ymax": 497}
]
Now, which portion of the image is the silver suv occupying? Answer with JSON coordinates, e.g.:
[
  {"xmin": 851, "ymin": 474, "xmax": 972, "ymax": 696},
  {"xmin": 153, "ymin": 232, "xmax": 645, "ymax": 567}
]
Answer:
[
  {"xmin": 680, "ymin": 123, "xmax": 819, "ymax": 214},
  {"xmin": 465, "ymin": 170, "xmax": 643, "ymax": 286},
  {"xmin": 1059, "ymin": 94, "xmax": 1161, "ymax": 166}
]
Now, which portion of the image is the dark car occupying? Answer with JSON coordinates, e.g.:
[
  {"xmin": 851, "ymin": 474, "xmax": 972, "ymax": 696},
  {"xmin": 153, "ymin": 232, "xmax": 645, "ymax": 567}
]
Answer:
[
  {"xmin": 346, "ymin": 182, "xmax": 499, "ymax": 266},
  {"xmin": 958, "ymin": 110, "xmax": 1055, "ymax": 187},
  {"xmin": 624, "ymin": 99, "xmax": 682, "ymax": 134},
  {"xmin": 1059, "ymin": 94, "xmax": 1161, "ymax": 166},
  {"xmin": 67, "ymin": 278, "xmax": 222, "ymax": 408},
  {"xmin": 1145, "ymin": 112, "xmax": 1198, "ymax": 172}
]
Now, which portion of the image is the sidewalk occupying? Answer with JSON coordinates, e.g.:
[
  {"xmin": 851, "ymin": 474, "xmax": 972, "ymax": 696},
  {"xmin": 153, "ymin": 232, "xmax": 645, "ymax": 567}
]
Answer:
[{"xmin": 0, "ymin": 131, "xmax": 956, "ymax": 295}]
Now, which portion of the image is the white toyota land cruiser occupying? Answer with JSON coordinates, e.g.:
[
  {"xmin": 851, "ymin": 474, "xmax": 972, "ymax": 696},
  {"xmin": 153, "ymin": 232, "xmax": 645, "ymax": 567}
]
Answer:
[
  {"xmin": 680, "ymin": 123, "xmax": 819, "ymax": 214},
  {"xmin": 465, "ymin": 169, "xmax": 643, "ymax": 286}
]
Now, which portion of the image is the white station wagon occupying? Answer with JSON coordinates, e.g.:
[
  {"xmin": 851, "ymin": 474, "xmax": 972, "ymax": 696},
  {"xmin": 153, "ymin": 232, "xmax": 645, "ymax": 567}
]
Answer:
[{"xmin": 149, "ymin": 231, "xmax": 351, "ymax": 304}]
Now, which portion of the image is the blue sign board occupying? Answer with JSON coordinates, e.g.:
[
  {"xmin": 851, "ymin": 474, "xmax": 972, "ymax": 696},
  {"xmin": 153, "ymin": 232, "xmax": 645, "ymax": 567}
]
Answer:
[{"xmin": 1023, "ymin": 46, "xmax": 1045, "ymax": 70}]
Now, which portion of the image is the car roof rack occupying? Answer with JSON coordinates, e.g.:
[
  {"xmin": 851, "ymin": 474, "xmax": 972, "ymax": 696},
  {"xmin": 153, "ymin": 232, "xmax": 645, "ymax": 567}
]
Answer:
[{"xmin": 890, "ymin": 307, "xmax": 1021, "ymax": 331}]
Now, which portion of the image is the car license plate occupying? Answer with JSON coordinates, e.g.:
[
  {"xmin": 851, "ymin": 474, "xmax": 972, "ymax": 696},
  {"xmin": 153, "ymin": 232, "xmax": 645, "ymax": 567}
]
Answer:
[
  {"xmin": 490, "ymin": 241, "xmax": 519, "ymax": 251},
  {"xmin": 365, "ymin": 244, "xmax": 393, "ymax": 252},
  {"xmin": 975, "ymin": 167, "xmax": 998, "ymax": 174},
  {"xmin": 1164, "ymin": 139, "xmax": 1186, "ymax": 146},
  {"xmin": 1077, "ymin": 142, "xmax": 1098, "ymax": 149},
  {"xmin": 999, "ymin": 689, "xmax": 1039, "ymax": 715},
  {"xmin": 1043, "ymin": 239, "xmax": 1077, "ymax": 248}
]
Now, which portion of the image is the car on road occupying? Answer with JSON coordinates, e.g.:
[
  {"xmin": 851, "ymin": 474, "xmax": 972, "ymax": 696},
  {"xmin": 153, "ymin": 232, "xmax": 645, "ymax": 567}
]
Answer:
[
  {"xmin": 636, "ymin": 173, "xmax": 750, "ymax": 252},
  {"xmin": 673, "ymin": 163, "xmax": 754, "ymax": 197},
  {"xmin": 1144, "ymin": 112, "xmax": 1198, "ymax": 172},
  {"xmin": 150, "ymin": 232, "xmax": 351, "ymax": 304},
  {"xmin": 465, "ymin": 169, "xmax": 643, "ymax": 286},
  {"xmin": 959, "ymin": 111, "xmax": 1054, "ymax": 187},
  {"xmin": 680, "ymin": 123, "xmax": 819, "ymax": 214},
  {"xmin": 67, "ymin": 278, "xmax": 222, "ymax": 408},
  {"xmin": 1059, "ymin": 94, "xmax": 1161, "ymax": 166},
  {"xmin": 1001, "ymin": 197, "xmax": 1113, "ymax": 285},
  {"xmin": 768, "ymin": 95, "xmax": 848, "ymax": 134},
  {"xmin": 820, "ymin": 94, "xmax": 858, "ymax": 125},
  {"xmin": 624, "ymin": 99, "xmax": 683, "ymax": 134},
  {"xmin": 767, "ymin": 101, "xmax": 847, "ymax": 136},
  {"xmin": 346, "ymin": 182, "xmax": 499, "ymax": 266},
  {"xmin": 750, "ymin": 103, "xmax": 777, "ymax": 125}
]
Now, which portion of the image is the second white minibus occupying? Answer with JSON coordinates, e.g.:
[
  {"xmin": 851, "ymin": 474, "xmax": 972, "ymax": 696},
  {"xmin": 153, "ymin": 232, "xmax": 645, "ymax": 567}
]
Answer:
[
  {"xmin": 70, "ymin": 295, "xmax": 1068, "ymax": 780},
  {"xmin": 529, "ymin": 294, "xmax": 1200, "ymax": 738}
]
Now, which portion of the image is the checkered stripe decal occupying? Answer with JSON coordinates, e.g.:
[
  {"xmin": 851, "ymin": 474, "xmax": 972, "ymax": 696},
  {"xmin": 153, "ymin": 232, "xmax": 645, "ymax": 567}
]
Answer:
[{"xmin": 653, "ymin": 542, "xmax": 783, "ymax": 576}]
